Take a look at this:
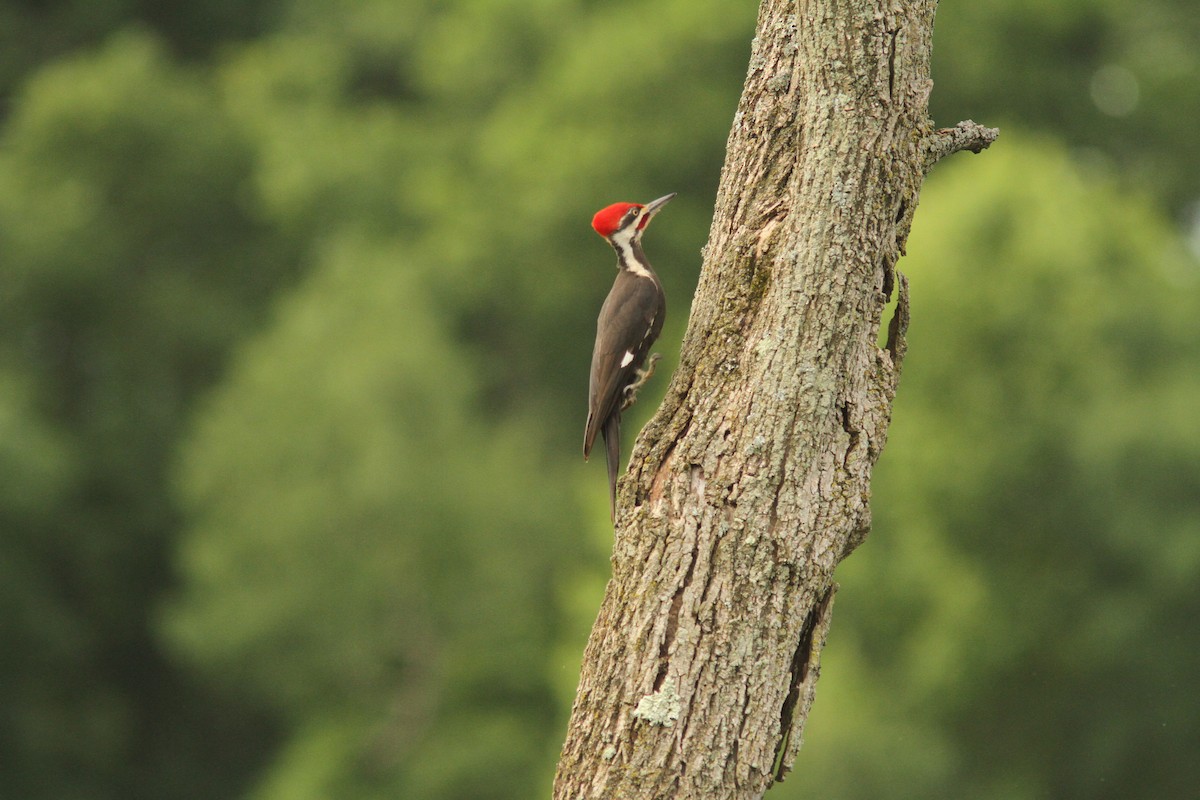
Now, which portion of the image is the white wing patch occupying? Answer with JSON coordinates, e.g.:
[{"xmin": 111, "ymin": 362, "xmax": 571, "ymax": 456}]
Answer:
[{"xmin": 620, "ymin": 350, "xmax": 635, "ymax": 368}]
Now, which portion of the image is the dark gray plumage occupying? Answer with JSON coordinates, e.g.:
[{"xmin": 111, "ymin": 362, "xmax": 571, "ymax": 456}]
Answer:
[{"xmin": 583, "ymin": 193, "xmax": 674, "ymax": 519}]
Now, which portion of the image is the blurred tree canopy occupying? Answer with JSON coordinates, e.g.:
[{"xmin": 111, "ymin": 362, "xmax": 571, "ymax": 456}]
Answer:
[{"xmin": 0, "ymin": 0, "xmax": 1196, "ymax": 798}]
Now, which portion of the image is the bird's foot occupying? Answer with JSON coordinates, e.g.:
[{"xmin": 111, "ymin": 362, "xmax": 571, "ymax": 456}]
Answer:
[{"xmin": 621, "ymin": 353, "xmax": 661, "ymax": 411}]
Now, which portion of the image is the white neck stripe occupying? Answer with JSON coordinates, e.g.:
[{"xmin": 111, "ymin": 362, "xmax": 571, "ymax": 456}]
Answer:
[{"xmin": 612, "ymin": 236, "xmax": 654, "ymax": 279}]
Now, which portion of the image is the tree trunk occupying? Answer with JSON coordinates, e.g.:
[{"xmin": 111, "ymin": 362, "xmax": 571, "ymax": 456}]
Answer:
[{"xmin": 553, "ymin": 1, "xmax": 996, "ymax": 798}]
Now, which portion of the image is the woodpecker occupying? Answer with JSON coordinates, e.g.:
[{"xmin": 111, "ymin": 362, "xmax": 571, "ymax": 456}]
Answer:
[{"xmin": 583, "ymin": 192, "xmax": 675, "ymax": 519}]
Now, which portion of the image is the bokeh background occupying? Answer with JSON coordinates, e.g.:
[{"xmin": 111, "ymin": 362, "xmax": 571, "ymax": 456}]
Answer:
[{"xmin": 1, "ymin": 1, "xmax": 1197, "ymax": 798}]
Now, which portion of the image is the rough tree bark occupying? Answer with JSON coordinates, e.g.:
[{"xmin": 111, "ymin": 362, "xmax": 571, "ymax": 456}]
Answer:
[{"xmin": 554, "ymin": 1, "xmax": 996, "ymax": 798}]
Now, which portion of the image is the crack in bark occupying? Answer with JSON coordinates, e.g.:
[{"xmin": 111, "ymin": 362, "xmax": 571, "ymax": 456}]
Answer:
[
  {"xmin": 648, "ymin": 439, "xmax": 679, "ymax": 507},
  {"xmin": 880, "ymin": 197, "xmax": 907, "ymax": 299},
  {"xmin": 886, "ymin": 28, "xmax": 899, "ymax": 100},
  {"xmin": 654, "ymin": 539, "xmax": 699, "ymax": 691},
  {"xmin": 839, "ymin": 400, "xmax": 860, "ymax": 469},
  {"xmin": 770, "ymin": 585, "xmax": 835, "ymax": 782},
  {"xmin": 885, "ymin": 271, "xmax": 910, "ymax": 372},
  {"xmin": 646, "ymin": 413, "xmax": 692, "ymax": 510}
]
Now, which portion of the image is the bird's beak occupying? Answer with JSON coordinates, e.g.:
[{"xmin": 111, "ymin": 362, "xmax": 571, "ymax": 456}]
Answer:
[{"xmin": 643, "ymin": 192, "xmax": 677, "ymax": 219}]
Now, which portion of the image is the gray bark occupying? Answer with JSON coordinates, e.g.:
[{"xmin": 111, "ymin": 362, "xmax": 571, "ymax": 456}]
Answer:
[{"xmin": 553, "ymin": 1, "xmax": 996, "ymax": 798}]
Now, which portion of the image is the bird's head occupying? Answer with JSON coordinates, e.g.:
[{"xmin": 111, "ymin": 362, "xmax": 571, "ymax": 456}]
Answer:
[{"xmin": 591, "ymin": 193, "xmax": 676, "ymax": 245}]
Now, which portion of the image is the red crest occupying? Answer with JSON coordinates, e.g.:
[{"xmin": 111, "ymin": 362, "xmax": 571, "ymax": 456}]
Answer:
[{"xmin": 591, "ymin": 202, "xmax": 641, "ymax": 237}]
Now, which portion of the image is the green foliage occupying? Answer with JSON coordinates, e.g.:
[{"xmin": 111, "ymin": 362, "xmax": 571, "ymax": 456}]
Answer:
[
  {"xmin": 0, "ymin": 369, "xmax": 85, "ymax": 800},
  {"xmin": 0, "ymin": 29, "xmax": 288, "ymax": 800},
  {"xmin": 933, "ymin": 0, "xmax": 1200, "ymax": 216},
  {"xmin": 0, "ymin": 0, "xmax": 280, "ymax": 102},
  {"xmin": 779, "ymin": 135, "xmax": 1200, "ymax": 799},
  {"xmin": 165, "ymin": 231, "xmax": 581, "ymax": 799},
  {"xmin": 0, "ymin": 30, "xmax": 294, "ymax": 447}
]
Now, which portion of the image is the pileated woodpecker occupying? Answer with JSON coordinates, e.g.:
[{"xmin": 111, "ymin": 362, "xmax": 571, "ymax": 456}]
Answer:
[{"xmin": 583, "ymin": 192, "xmax": 675, "ymax": 519}]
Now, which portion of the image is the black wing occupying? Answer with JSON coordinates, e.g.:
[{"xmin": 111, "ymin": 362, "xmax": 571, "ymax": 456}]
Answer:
[{"xmin": 583, "ymin": 270, "xmax": 665, "ymax": 459}]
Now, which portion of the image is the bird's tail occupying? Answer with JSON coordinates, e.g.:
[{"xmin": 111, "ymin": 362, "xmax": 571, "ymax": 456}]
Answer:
[{"xmin": 603, "ymin": 413, "xmax": 621, "ymax": 521}]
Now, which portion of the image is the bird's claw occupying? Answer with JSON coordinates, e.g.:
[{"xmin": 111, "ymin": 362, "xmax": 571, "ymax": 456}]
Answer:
[{"xmin": 621, "ymin": 353, "xmax": 661, "ymax": 411}]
